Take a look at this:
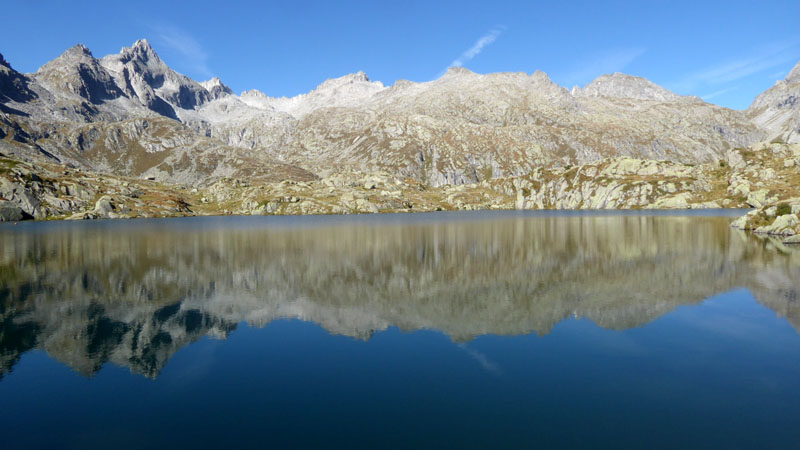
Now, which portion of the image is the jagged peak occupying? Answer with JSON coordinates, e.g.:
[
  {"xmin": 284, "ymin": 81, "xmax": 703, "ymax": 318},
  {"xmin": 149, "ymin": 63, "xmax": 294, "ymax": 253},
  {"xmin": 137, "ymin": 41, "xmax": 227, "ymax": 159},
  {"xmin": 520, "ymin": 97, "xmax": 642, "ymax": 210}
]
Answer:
[
  {"xmin": 64, "ymin": 44, "xmax": 93, "ymax": 58},
  {"xmin": 116, "ymin": 38, "xmax": 162, "ymax": 65},
  {"xmin": 348, "ymin": 70, "xmax": 370, "ymax": 82},
  {"xmin": 443, "ymin": 66, "xmax": 475, "ymax": 77},
  {"xmin": 0, "ymin": 52, "xmax": 10, "ymax": 69},
  {"xmin": 530, "ymin": 69, "xmax": 556, "ymax": 84},
  {"xmin": 577, "ymin": 72, "xmax": 680, "ymax": 102},
  {"xmin": 36, "ymin": 44, "xmax": 97, "ymax": 74},
  {"xmin": 391, "ymin": 79, "xmax": 415, "ymax": 89},
  {"xmin": 47, "ymin": 44, "xmax": 94, "ymax": 65},
  {"xmin": 201, "ymin": 76, "xmax": 226, "ymax": 88},
  {"xmin": 315, "ymin": 71, "xmax": 380, "ymax": 91},
  {"xmin": 240, "ymin": 89, "xmax": 267, "ymax": 98},
  {"xmin": 201, "ymin": 76, "xmax": 233, "ymax": 97},
  {"xmin": 133, "ymin": 39, "xmax": 153, "ymax": 51}
]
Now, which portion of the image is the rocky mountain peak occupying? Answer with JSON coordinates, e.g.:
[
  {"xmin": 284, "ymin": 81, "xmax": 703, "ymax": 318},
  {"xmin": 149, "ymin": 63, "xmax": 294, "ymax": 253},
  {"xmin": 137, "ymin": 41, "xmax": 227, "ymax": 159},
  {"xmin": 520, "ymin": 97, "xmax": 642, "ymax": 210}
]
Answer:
[
  {"xmin": 443, "ymin": 66, "xmax": 475, "ymax": 78},
  {"xmin": 33, "ymin": 43, "xmax": 124, "ymax": 105},
  {"xmin": 0, "ymin": 52, "xmax": 10, "ymax": 69},
  {"xmin": 240, "ymin": 88, "xmax": 267, "ymax": 99},
  {"xmin": 350, "ymin": 70, "xmax": 370, "ymax": 82},
  {"xmin": 529, "ymin": 70, "xmax": 560, "ymax": 87},
  {"xmin": 37, "ymin": 44, "xmax": 96, "ymax": 74},
  {"xmin": 114, "ymin": 38, "xmax": 163, "ymax": 68},
  {"xmin": 577, "ymin": 72, "xmax": 681, "ymax": 102},
  {"xmin": 99, "ymin": 39, "xmax": 211, "ymax": 115},
  {"xmin": 64, "ymin": 44, "xmax": 93, "ymax": 58},
  {"xmin": 315, "ymin": 71, "xmax": 380, "ymax": 91},
  {"xmin": 201, "ymin": 76, "xmax": 233, "ymax": 99}
]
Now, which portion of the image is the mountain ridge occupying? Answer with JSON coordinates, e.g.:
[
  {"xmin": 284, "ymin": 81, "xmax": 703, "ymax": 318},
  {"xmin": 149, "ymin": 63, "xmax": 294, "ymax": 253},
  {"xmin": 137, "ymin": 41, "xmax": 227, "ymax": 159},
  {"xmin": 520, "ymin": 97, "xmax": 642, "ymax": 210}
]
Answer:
[{"xmin": 0, "ymin": 39, "xmax": 799, "ymax": 225}]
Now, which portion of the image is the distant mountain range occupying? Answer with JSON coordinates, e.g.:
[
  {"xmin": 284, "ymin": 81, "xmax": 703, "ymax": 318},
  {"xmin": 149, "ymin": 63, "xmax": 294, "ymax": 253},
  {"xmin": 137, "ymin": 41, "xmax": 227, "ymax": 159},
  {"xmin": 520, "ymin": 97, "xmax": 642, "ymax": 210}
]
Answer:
[{"xmin": 1, "ymin": 39, "xmax": 797, "ymax": 186}]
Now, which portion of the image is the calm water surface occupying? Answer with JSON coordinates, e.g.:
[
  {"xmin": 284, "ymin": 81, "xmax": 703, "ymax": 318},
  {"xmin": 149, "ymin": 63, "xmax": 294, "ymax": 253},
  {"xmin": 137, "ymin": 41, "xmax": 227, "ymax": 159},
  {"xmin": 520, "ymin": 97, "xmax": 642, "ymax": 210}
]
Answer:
[{"xmin": 2, "ymin": 210, "xmax": 800, "ymax": 449}]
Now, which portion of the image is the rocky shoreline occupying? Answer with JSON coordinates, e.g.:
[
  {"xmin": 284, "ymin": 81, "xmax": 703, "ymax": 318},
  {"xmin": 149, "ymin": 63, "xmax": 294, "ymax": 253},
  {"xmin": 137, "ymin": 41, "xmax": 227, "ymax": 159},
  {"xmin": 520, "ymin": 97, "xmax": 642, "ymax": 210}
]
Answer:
[{"xmin": 2, "ymin": 141, "xmax": 799, "ymax": 244}]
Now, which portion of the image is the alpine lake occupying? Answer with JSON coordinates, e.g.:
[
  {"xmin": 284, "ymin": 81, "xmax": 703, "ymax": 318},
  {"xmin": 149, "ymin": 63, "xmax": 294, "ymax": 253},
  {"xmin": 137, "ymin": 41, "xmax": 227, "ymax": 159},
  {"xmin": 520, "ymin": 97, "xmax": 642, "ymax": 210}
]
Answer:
[{"xmin": 2, "ymin": 210, "xmax": 800, "ymax": 449}]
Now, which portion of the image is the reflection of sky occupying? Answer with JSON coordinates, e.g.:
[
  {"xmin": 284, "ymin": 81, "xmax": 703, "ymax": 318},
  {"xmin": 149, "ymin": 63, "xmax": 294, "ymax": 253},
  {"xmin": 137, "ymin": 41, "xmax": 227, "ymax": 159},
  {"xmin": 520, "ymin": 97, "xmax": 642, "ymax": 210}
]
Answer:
[
  {"xmin": 2, "ymin": 213, "xmax": 800, "ymax": 447},
  {"xmin": 3, "ymin": 288, "xmax": 800, "ymax": 448}
]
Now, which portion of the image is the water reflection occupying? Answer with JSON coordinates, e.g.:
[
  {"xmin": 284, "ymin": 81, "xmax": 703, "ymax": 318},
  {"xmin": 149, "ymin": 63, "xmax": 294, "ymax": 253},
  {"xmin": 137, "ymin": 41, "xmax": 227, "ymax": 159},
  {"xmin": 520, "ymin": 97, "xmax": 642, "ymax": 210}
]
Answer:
[{"xmin": 1, "ymin": 212, "xmax": 799, "ymax": 379}]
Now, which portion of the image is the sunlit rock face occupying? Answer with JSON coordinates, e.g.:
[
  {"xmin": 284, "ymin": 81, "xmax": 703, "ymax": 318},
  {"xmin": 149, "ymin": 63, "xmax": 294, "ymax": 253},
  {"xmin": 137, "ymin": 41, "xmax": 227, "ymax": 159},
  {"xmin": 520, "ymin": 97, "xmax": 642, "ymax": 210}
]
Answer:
[
  {"xmin": 0, "ymin": 39, "xmax": 773, "ymax": 187},
  {"xmin": 748, "ymin": 61, "xmax": 800, "ymax": 144},
  {"xmin": 1, "ymin": 213, "xmax": 799, "ymax": 379}
]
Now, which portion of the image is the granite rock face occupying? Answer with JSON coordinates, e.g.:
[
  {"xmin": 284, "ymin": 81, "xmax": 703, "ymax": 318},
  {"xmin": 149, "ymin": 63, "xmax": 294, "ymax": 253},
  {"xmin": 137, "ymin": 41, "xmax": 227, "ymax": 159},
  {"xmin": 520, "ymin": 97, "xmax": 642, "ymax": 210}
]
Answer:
[
  {"xmin": 36, "ymin": 44, "xmax": 125, "ymax": 105},
  {"xmin": 1, "ymin": 39, "xmax": 799, "ymax": 221},
  {"xmin": 0, "ymin": 39, "xmax": 783, "ymax": 189},
  {"xmin": 0, "ymin": 53, "xmax": 36, "ymax": 103},
  {"xmin": 748, "ymin": 61, "xmax": 800, "ymax": 144}
]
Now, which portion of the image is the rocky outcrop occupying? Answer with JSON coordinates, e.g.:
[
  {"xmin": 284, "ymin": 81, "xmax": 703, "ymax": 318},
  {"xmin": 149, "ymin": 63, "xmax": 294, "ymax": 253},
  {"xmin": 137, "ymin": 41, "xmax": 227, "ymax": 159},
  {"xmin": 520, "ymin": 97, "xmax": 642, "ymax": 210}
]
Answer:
[
  {"xmin": 0, "ymin": 53, "xmax": 36, "ymax": 103},
  {"xmin": 732, "ymin": 198, "xmax": 800, "ymax": 244},
  {"xmin": 2, "ymin": 141, "xmax": 799, "ymax": 221},
  {"xmin": 0, "ymin": 155, "xmax": 195, "ymax": 221},
  {"xmin": 748, "ymin": 61, "xmax": 800, "ymax": 144},
  {"xmin": 728, "ymin": 141, "xmax": 800, "ymax": 243}
]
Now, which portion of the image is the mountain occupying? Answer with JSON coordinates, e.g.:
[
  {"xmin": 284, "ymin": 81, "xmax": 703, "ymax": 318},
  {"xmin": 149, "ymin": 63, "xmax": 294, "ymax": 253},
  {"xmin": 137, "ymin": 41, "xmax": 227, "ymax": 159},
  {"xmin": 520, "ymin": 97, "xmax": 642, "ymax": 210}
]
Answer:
[
  {"xmin": 748, "ymin": 61, "xmax": 800, "ymax": 144},
  {"xmin": 573, "ymin": 72, "xmax": 681, "ymax": 101},
  {"xmin": 0, "ymin": 39, "xmax": 783, "ymax": 188},
  {"xmin": 99, "ymin": 39, "xmax": 212, "ymax": 118},
  {"xmin": 36, "ymin": 44, "xmax": 124, "ymax": 106},
  {"xmin": 1, "ymin": 39, "xmax": 800, "ymax": 227}
]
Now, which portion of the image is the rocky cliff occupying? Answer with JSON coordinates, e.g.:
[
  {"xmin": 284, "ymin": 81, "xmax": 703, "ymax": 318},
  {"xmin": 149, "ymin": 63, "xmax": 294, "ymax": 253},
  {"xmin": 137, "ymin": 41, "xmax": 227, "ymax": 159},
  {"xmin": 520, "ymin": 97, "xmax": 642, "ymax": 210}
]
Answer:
[{"xmin": 748, "ymin": 61, "xmax": 800, "ymax": 144}]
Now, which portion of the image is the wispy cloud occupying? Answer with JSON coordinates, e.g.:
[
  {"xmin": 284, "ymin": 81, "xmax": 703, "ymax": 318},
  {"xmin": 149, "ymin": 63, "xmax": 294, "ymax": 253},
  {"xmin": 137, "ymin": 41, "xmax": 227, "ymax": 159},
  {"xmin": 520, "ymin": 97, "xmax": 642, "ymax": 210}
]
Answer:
[
  {"xmin": 151, "ymin": 24, "xmax": 212, "ymax": 79},
  {"xmin": 458, "ymin": 343, "xmax": 502, "ymax": 376},
  {"xmin": 769, "ymin": 70, "xmax": 787, "ymax": 80},
  {"xmin": 701, "ymin": 86, "xmax": 739, "ymax": 101},
  {"xmin": 441, "ymin": 26, "xmax": 506, "ymax": 75},
  {"xmin": 562, "ymin": 47, "xmax": 646, "ymax": 86},
  {"xmin": 670, "ymin": 38, "xmax": 800, "ymax": 92}
]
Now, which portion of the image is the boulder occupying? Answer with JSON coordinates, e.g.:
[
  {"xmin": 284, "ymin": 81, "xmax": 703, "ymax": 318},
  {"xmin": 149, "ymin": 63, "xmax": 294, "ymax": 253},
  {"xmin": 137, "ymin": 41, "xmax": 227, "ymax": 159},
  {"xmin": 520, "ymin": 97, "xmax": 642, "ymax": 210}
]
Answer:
[
  {"xmin": 93, "ymin": 195, "xmax": 115, "ymax": 218},
  {"xmin": 0, "ymin": 201, "xmax": 26, "ymax": 221},
  {"xmin": 746, "ymin": 189, "xmax": 772, "ymax": 208},
  {"xmin": 755, "ymin": 214, "xmax": 799, "ymax": 236}
]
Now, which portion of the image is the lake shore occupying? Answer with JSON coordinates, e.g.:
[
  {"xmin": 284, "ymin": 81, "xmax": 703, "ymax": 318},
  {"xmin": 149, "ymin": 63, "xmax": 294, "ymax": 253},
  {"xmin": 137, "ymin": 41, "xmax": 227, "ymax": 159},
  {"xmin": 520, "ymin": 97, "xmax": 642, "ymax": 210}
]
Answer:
[{"xmin": 1, "ymin": 142, "xmax": 799, "ymax": 244}]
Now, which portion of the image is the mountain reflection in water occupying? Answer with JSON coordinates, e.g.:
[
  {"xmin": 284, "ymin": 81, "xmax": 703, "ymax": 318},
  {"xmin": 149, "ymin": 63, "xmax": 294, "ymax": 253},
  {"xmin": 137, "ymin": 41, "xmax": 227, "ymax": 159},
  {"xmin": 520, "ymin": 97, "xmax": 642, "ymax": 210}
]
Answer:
[{"xmin": 1, "ymin": 211, "xmax": 798, "ymax": 379}]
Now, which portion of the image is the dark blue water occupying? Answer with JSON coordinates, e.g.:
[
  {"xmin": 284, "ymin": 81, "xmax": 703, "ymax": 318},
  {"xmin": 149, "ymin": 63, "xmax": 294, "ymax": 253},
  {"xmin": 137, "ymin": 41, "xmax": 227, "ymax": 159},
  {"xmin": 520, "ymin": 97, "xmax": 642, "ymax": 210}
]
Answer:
[{"xmin": 1, "ymin": 211, "xmax": 799, "ymax": 449}]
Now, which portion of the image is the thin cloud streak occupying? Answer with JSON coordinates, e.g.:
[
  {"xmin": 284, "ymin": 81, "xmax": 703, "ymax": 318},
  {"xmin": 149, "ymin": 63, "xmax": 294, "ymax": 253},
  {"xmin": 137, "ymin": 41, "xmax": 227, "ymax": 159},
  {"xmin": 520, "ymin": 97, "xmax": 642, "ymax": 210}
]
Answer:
[
  {"xmin": 701, "ymin": 86, "xmax": 738, "ymax": 101},
  {"xmin": 151, "ymin": 24, "xmax": 212, "ymax": 79},
  {"xmin": 671, "ymin": 38, "xmax": 800, "ymax": 92},
  {"xmin": 563, "ymin": 47, "xmax": 646, "ymax": 86},
  {"xmin": 769, "ymin": 70, "xmax": 787, "ymax": 80},
  {"xmin": 441, "ymin": 26, "xmax": 506, "ymax": 76},
  {"xmin": 458, "ymin": 344, "xmax": 502, "ymax": 376}
]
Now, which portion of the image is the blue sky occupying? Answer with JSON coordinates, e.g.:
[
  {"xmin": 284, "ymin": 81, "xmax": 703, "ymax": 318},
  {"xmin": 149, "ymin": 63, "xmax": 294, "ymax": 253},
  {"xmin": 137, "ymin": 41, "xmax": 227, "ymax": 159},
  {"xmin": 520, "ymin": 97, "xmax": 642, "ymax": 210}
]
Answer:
[{"xmin": 3, "ymin": 0, "xmax": 799, "ymax": 109}]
